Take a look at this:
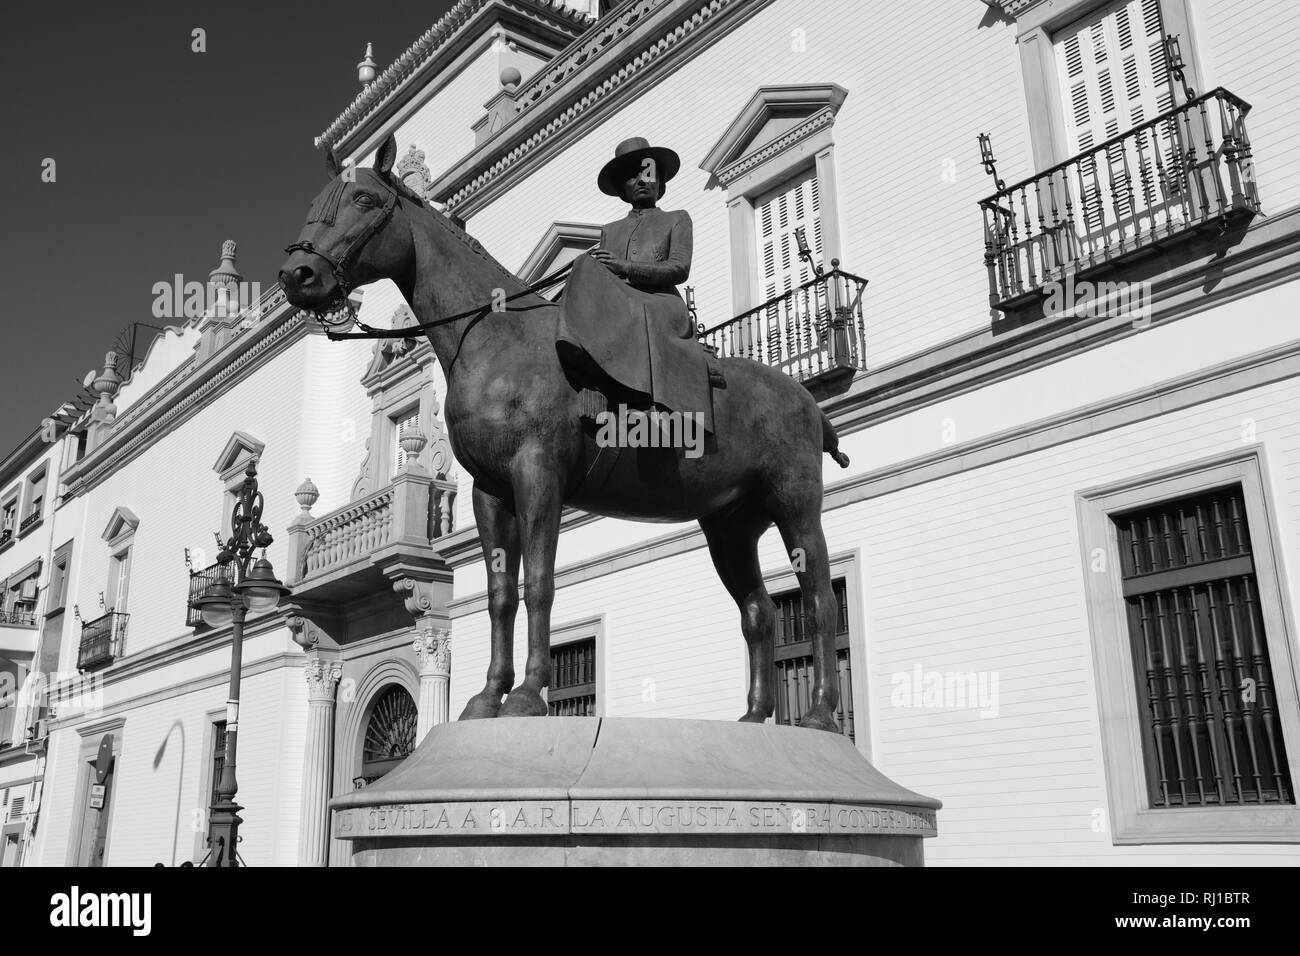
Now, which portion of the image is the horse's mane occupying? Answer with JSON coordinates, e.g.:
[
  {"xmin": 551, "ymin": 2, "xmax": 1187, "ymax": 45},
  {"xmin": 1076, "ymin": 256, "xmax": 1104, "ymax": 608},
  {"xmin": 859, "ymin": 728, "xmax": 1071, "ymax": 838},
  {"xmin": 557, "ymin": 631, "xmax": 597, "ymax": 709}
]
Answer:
[{"xmin": 380, "ymin": 171, "xmax": 526, "ymax": 292}]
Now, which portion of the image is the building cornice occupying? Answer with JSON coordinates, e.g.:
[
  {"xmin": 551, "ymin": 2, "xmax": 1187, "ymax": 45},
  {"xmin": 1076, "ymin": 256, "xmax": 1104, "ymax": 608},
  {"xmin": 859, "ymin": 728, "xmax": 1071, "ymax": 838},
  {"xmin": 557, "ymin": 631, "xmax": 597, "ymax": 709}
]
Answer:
[
  {"xmin": 318, "ymin": 0, "xmax": 592, "ymax": 153},
  {"xmin": 431, "ymin": 0, "xmax": 781, "ymax": 217},
  {"xmin": 60, "ymin": 297, "xmax": 308, "ymax": 500}
]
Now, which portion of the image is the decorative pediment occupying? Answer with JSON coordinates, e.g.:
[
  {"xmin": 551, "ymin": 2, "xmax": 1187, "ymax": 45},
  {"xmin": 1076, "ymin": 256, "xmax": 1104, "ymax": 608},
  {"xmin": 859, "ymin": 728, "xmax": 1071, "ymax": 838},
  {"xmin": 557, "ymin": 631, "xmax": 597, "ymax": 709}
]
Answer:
[
  {"xmin": 700, "ymin": 84, "xmax": 849, "ymax": 187},
  {"xmin": 518, "ymin": 221, "xmax": 603, "ymax": 283},
  {"xmin": 212, "ymin": 431, "xmax": 266, "ymax": 483},
  {"xmin": 102, "ymin": 506, "xmax": 140, "ymax": 546},
  {"xmin": 395, "ymin": 145, "xmax": 436, "ymax": 202},
  {"xmin": 361, "ymin": 305, "xmax": 427, "ymax": 388}
]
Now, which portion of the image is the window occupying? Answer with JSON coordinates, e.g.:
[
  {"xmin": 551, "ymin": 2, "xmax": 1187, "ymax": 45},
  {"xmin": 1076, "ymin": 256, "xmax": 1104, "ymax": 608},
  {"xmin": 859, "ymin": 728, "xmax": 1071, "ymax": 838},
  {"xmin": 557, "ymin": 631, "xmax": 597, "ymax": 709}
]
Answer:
[
  {"xmin": 2, "ymin": 559, "xmax": 41, "ymax": 626},
  {"xmin": 1114, "ymin": 487, "xmax": 1293, "ymax": 808},
  {"xmin": 359, "ymin": 685, "xmax": 417, "ymax": 785},
  {"xmin": 392, "ymin": 407, "xmax": 420, "ymax": 474},
  {"xmin": 1014, "ymin": 0, "xmax": 1202, "ymax": 171},
  {"xmin": 771, "ymin": 578, "xmax": 854, "ymax": 741},
  {"xmin": 106, "ymin": 548, "xmax": 131, "ymax": 614},
  {"xmin": 19, "ymin": 467, "xmax": 46, "ymax": 536},
  {"xmin": 1078, "ymin": 452, "xmax": 1300, "ymax": 843},
  {"xmin": 48, "ymin": 542, "xmax": 72, "ymax": 615},
  {"xmin": 549, "ymin": 637, "xmax": 597, "ymax": 716},
  {"xmin": 700, "ymin": 84, "xmax": 847, "ymax": 314},
  {"xmin": 756, "ymin": 169, "xmax": 822, "ymax": 306},
  {"xmin": 0, "ymin": 493, "xmax": 16, "ymax": 546}
]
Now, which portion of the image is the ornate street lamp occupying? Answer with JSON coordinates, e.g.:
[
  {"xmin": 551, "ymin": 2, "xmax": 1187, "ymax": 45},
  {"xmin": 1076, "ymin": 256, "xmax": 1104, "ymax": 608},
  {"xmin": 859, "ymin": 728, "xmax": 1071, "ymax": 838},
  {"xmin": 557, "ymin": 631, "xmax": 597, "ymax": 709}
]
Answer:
[{"xmin": 189, "ymin": 460, "xmax": 290, "ymax": 866}]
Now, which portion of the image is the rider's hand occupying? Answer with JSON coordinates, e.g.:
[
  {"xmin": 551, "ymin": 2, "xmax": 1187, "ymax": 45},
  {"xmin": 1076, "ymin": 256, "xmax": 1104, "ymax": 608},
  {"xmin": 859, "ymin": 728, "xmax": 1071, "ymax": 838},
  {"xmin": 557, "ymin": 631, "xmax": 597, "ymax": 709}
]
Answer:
[{"xmin": 589, "ymin": 248, "xmax": 629, "ymax": 277}]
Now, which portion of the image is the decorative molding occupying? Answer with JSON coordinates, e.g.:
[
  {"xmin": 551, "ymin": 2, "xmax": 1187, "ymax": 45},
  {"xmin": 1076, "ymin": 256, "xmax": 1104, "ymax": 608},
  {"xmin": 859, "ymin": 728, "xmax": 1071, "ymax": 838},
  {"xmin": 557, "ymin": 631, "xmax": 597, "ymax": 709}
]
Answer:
[
  {"xmin": 61, "ymin": 301, "xmax": 305, "ymax": 500},
  {"xmin": 413, "ymin": 626, "xmax": 452, "ymax": 676},
  {"xmin": 432, "ymin": 0, "xmax": 783, "ymax": 216},
  {"xmin": 393, "ymin": 576, "xmax": 437, "ymax": 618},
  {"xmin": 304, "ymin": 657, "xmax": 344, "ymax": 700},
  {"xmin": 212, "ymin": 430, "xmax": 266, "ymax": 482},
  {"xmin": 700, "ymin": 83, "xmax": 848, "ymax": 182},
  {"xmin": 101, "ymin": 506, "xmax": 139, "ymax": 547},
  {"xmin": 518, "ymin": 220, "xmax": 602, "ymax": 282},
  {"xmin": 315, "ymin": 0, "xmax": 592, "ymax": 151}
]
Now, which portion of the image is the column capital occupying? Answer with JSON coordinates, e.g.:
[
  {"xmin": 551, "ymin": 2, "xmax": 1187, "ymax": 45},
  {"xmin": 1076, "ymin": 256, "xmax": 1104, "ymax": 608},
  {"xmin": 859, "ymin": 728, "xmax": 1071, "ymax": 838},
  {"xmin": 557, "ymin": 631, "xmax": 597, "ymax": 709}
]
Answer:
[
  {"xmin": 413, "ymin": 626, "xmax": 451, "ymax": 677},
  {"xmin": 304, "ymin": 658, "xmax": 343, "ymax": 701}
]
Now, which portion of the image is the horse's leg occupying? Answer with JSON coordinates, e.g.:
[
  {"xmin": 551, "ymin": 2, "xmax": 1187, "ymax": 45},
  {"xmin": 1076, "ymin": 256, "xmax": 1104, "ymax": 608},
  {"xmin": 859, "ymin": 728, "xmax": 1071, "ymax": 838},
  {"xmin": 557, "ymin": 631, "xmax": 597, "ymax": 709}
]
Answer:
[
  {"xmin": 499, "ymin": 453, "xmax": 563, "ymax": 717},
  {"xmin": 771, "ymin": 497, "xmax": 840, "ymax": 734},
  {"xmin": 700, "ymin": 503, "xmax": 777, "ymax": 723},
  {"xmin": 458, "ymin": 484, "xmax": 521, "ymax": 720}
]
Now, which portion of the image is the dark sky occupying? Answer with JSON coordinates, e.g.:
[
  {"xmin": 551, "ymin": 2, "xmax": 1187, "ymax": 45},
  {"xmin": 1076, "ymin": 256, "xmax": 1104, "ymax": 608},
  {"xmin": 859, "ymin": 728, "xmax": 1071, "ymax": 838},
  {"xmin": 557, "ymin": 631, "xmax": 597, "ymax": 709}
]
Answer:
[{"xmin": 0, "ymin": 0, "xmax": 456, "ymax": 455}]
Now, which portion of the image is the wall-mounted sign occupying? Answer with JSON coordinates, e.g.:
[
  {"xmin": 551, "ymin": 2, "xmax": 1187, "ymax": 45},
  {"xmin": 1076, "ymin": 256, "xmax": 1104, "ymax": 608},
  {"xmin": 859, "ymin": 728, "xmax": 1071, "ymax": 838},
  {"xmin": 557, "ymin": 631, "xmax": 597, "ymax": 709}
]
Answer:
[
  {"xmin": 88, "ymin": 785, "xmax": 106, "ymax": 810},
  {"xmin": 95, "ymin": 735, "xmax": 115, "ymax": 784}
]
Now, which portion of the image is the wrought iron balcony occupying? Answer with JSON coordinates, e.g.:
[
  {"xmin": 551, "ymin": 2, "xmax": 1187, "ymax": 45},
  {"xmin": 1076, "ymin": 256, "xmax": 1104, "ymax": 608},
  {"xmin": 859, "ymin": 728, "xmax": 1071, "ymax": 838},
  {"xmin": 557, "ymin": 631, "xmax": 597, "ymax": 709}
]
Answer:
[
  {"xmin": 980, "ymin": 88, "xmax": 1258, "ymax": 314},
  {"xmin": 18, "ymin": 510, "xmax": 41, "ymax": 535},
  {"xmin": 289, "ymin": 474, "xmax": 458, "ymax": 603},
  {"xmin": 187, "ymin": 561, "xmax": 235, "ymax": 629},
  {"xmin": 78, "ymin": 611, "xmax": 129, "ymax": 671},
  {"xmin": 698, "ymin": 266, "xmax": 868, "ymax": 385},
  {"xmin": 0, "ymin": 527, "xmax": 12, "ymax": 551},
  {"xmin": 0, "ymin": 608, "xmax": 37, "ymax": 627}
]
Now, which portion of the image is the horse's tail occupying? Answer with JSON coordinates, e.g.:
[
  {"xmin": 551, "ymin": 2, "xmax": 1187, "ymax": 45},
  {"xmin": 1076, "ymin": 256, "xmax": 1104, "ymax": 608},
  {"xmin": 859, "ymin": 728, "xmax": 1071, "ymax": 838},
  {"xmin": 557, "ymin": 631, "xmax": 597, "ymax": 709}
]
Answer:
[{"xmin": 821, "ymin": 411, "xmax": 850, "ymax": 468}]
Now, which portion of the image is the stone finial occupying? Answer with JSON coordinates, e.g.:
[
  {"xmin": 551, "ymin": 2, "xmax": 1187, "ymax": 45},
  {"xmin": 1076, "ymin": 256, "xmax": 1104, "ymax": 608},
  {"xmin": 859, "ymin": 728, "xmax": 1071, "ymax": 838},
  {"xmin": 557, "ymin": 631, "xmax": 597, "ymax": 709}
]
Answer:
[
  {"xmin": 357, "ymin": 42, "xmax": 377, "ymax": 85},
  {"xmin": 207, "ymin": 239, "xmax": 243, "ymax": 317},
  {"xmin": 500, "ymin": 65, "xmax": 522, "ymax": 93},
  {"xmin": 92, "ymin": 352, "xmax": 123, "ymax": 403},
  {"xmin": 398, "ymin": 425, "xmax": 427, "ymax": 472},
  {"xmin": 295, "ymin": 477, "xmax": 320, "ymax": 513}
]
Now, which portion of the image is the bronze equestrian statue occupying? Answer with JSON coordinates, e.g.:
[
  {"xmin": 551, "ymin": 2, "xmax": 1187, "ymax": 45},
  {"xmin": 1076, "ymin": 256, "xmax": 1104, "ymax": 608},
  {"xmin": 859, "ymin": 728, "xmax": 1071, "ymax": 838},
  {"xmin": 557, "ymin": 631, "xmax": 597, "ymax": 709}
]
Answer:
[{"xmin": 280, "ymin": 133, "xmax": 851, "ymax": 733}]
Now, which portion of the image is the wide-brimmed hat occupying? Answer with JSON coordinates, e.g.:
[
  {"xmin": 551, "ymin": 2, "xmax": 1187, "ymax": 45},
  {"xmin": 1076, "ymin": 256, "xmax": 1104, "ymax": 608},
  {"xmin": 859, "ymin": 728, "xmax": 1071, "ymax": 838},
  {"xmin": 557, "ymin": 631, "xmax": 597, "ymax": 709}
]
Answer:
[{"xmin": 597, "ymin": 137, "xmax": 681, "ymax": 197}]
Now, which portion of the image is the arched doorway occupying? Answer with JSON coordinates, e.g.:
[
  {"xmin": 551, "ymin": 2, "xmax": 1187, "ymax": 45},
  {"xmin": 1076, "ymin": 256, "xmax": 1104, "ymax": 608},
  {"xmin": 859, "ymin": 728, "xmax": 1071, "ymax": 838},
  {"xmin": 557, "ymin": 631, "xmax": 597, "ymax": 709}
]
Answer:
[{"xmin": 357, "ymin": 685, "xmax": 417, "ymax": 786}]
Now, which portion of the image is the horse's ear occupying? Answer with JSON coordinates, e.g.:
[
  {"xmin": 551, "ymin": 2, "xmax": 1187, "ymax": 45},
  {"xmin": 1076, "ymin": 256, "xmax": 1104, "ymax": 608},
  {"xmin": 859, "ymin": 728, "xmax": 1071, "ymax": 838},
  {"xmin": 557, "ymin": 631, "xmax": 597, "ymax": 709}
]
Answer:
[
  {"xmin": 374, "ymin": 133, "xmax": 398, "ymax": 178},
  {"xmin": 324, "ymin": 146, "xmax": 343, "ymax": 179}
]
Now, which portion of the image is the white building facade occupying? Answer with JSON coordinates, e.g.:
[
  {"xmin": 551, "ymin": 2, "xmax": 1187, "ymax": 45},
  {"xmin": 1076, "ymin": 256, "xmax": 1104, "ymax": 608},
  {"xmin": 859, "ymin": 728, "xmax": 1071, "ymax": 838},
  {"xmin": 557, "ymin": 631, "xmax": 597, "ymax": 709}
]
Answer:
[{"xmin": 13, "ymin": 0, "xmax": 1300, "ymax": 866}]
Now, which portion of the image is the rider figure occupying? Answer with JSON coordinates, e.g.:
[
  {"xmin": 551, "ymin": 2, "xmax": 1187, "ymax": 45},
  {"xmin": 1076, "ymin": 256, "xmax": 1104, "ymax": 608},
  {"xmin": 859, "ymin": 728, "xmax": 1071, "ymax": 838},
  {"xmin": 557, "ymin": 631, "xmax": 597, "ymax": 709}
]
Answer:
[{"xmin": 588, "ymin": 137, "xmax": 693, "ymax": 338}]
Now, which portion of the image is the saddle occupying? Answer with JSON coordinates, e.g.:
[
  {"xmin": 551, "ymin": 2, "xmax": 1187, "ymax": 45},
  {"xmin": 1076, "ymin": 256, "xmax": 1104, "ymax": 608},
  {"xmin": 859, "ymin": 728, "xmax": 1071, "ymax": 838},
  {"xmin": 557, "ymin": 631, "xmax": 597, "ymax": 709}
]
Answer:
[{"xmin": 556, "ymin": 254, "xmax": 723, "ymax": 434}]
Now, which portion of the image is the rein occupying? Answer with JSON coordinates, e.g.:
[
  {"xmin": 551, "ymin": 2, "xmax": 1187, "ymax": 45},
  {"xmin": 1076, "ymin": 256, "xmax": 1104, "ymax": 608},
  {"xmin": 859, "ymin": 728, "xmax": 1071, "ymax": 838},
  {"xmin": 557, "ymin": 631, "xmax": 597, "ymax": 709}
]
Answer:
[
  {"xmin": 314, "ymin": 260, "xmax": 574, "ymax": 341},
  {"xmin": 283, "ymin": 169, "xmax": 573, "ymax": 341}
]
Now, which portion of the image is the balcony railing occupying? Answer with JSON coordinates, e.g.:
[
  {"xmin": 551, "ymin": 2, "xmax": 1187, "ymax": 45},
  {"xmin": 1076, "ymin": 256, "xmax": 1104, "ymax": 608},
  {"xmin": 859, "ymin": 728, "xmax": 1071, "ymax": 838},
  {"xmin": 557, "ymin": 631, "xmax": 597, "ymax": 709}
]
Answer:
[
  {"xmin": 980, "ymin": 88, "xmax": 1258, "ymax": 313},
  {"xmin": 18, "ymin": 510, "xmax": 41, "ymax": 534},
  {"xmin": 0, "ymin": 527, "xmax": 12, "ymax": 550},
  {"xmin": 0, "ymin": 608, "xmax": 37, "ymax": 627},
  {"xmin": 295, "ymin": 477, "xmax": 458, "ymax": 585},
  {"xmin": 698, "ymin": 267, "xmax": 868, "ymax": 384},
  {"xmin": 187, "ymin": 561, "xmax": 235, "ymax": 628},
  {"xmin": 78, "ymin": 611, "xmax": 129, "ymax": 671}
]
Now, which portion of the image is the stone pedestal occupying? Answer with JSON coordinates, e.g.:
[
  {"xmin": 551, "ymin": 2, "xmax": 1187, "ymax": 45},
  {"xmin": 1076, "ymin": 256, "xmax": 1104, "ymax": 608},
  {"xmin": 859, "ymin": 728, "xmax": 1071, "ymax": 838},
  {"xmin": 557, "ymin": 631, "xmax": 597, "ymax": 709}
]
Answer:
[{"xmin": 331, "ymin": 718, "xmax": 940, "ymax": 867}]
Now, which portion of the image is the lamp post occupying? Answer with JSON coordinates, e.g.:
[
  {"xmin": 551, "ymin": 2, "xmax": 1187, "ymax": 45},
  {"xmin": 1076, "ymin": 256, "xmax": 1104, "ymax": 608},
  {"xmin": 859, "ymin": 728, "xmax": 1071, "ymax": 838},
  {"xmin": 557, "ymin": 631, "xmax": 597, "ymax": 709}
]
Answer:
[{"xmin": 189, "ymin": 460, "xmax": 290, "ymax": 867}]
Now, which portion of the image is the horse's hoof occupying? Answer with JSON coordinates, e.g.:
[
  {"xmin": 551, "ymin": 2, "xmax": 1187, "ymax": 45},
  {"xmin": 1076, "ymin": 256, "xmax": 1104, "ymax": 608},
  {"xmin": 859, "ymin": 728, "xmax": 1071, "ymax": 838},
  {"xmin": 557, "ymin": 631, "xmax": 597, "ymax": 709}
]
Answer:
[
  {"xmin": 458, "ymin": 692, "xmax": 503, "ymax": 720},
  {"xmin": 499, "ymin": 686, "xmax": 548, "ymax": 717},
  {"xmin": 737, "ymin": 708, "xmax": 769, "ymax": 723},
  {"xmin": 797, "ymin": 709, "xmax": 841, "ymax": 734}
]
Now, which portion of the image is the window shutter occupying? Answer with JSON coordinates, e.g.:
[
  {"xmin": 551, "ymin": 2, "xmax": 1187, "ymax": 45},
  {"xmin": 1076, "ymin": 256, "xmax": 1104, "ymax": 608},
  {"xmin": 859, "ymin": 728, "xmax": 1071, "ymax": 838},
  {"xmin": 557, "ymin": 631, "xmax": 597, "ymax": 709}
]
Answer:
[
  {"xmin": 755, "ymin": 169, "xmax": 822, "ymax": 306},
  {"xmin": 393, "ymin": 409, "xmax": 420, "ymax": 473},
  {"xmin": 1054, "ymin": 0, "xmax": 1178, "ymax": 234}
]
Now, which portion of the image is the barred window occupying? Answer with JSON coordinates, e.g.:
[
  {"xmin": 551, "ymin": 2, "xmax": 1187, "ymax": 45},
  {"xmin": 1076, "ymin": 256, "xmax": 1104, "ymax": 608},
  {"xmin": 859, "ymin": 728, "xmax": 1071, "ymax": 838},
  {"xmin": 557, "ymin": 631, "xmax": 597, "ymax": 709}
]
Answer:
[
  {"xmin": 772, "ymin": 578, "xmax": 854, "ymax": 741},
  {"xmin": 549, "ymin": 638, "xmax": 597, "ymax": 717},
  {"xmin": 1115, "ymin": 485, "xmax": 1293, "ymax": 808}
]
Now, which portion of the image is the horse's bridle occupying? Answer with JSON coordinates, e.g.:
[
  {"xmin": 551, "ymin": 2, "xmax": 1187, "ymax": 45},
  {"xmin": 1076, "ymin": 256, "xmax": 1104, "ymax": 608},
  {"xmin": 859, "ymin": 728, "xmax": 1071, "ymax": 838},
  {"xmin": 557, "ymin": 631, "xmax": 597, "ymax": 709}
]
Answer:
[{"xmin": 283, "ymin": 173, "xmax": 399, "ymax": 300}]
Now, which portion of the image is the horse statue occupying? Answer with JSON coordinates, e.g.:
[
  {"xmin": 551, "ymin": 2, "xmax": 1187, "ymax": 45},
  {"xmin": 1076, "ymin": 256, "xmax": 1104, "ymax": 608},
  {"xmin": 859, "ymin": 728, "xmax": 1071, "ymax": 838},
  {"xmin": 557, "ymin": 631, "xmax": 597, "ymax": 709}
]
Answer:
[{"xmin": 280, "ymin": 134, "xmax": 851, "ymax": 733}]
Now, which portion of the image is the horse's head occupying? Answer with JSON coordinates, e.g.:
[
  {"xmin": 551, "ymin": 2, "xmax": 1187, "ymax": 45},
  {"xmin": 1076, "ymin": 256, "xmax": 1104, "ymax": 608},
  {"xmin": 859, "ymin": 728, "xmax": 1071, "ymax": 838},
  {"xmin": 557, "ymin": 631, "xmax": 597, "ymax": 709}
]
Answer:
[{"xmin": 280, "ymin": 133, "xmax": 417, "ymax": 314}]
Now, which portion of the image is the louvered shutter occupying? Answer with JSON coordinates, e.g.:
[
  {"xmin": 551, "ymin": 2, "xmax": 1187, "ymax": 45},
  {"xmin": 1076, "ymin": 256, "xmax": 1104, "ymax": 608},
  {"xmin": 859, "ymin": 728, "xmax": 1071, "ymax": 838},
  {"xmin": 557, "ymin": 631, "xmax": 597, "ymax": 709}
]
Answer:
[
  {"xmin": 1055, "ymin": 0, "xmax": 1179, "ymax": 236},
  {"xmin": 393, "ymin": 409, "xmax": 420, "ymax": 473},
  {"xmin": 756, "ymin": 170, "xmax": 822, "ymax": 304}
]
